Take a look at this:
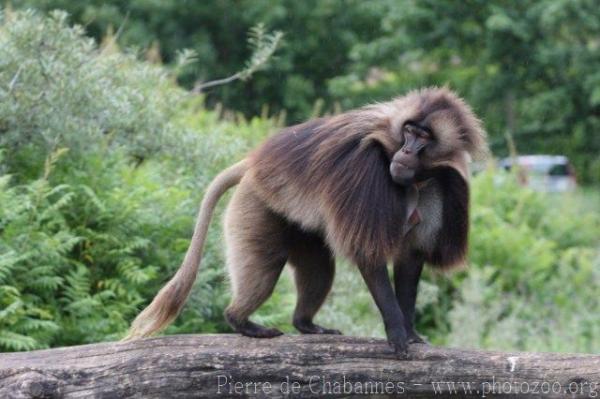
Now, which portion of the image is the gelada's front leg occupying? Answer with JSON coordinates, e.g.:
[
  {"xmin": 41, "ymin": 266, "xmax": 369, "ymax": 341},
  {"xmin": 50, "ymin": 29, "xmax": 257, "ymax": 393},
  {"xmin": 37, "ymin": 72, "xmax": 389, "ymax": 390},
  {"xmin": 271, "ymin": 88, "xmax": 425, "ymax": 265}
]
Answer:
[
  {"xmin": 358, "ymin": 262, "xmax": 409, "ymax": 357},
  {"xmin": 394, "ymin": 252, "xmax": 427, "ymax": 344}
]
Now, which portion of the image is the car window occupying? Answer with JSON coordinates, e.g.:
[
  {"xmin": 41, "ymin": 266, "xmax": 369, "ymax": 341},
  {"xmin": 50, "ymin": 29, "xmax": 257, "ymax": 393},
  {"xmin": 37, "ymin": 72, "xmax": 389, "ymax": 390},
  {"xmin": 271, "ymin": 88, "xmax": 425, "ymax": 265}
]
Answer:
[{"xmin": 548, "ymin": 163, "xmax": 569, "ymax": 176}]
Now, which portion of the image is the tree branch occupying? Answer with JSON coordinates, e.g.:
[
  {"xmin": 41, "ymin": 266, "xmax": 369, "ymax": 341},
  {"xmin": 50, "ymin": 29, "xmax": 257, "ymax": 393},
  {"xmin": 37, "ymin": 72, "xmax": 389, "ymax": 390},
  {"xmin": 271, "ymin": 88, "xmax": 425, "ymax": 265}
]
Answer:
[
  {"xmin": 191, "ymin": 24, "xmax": 283, "ymax": 93},
  {"xmin": 192, "ymin": 72, "xmax": 243, "ymax": 92},
  {"xmin": 1, "ymin": 335, "xmax": 598, "ymax": 398}
]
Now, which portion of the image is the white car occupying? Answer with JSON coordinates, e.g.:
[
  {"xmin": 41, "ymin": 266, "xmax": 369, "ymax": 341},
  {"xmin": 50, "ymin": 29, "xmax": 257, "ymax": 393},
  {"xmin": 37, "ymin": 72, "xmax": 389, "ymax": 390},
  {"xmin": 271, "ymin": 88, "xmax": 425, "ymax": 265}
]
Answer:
[{"xmin": 498, "ymin": 155, "xmax": 577, "ymax": 192}]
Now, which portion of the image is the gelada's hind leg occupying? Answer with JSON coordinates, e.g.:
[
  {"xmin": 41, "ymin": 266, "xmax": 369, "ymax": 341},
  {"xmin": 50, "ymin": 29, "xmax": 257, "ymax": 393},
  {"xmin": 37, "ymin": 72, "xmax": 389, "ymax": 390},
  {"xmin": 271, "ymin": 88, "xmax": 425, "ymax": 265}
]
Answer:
[
  {"xmin": 288, "ymin": 230, "xmax": 341, "ymax": 335},
  {"xmin": 223, "ymin": 182, "xmax": 288, "ymax": 338}
]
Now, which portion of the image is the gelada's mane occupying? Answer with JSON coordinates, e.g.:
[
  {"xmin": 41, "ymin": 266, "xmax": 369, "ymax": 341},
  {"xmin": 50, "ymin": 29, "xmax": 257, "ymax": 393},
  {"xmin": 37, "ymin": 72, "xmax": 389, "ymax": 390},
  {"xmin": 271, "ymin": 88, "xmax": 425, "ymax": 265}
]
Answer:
[{"xmin": 307, "ymin": 112, "xmax": 406, "ymax": 265}]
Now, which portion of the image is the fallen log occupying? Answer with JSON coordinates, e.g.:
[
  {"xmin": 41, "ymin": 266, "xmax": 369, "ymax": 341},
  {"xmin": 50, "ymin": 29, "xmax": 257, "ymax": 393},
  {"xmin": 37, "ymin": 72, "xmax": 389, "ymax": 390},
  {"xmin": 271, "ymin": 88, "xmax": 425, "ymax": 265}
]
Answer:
[{"xmin": 1, "ymin": 334, "xmax": 598, "ymax": 398}]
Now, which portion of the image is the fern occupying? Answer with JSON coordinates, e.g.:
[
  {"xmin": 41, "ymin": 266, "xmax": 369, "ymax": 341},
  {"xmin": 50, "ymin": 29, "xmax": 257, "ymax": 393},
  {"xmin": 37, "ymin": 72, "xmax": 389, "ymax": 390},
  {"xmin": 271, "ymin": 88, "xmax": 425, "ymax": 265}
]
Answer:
[
  {"xmin": 0, "ymin": 9, "xmax": 277, "ymax": 351},
  {"xmin": 0, "ymin": 251, "xmax": 28, "ymax": 283},
  {"xmin": 0, "ymin": 331, "xmax": 39, "ymax": 351}
]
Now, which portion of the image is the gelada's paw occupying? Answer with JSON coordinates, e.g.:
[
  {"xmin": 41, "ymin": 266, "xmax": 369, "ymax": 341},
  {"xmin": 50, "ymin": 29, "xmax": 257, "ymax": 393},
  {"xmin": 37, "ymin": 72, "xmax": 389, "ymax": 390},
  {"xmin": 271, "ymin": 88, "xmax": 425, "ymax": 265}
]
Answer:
[
  {"xmin": 390, "ymin": 341, "xmax": 409, "ymax": 359},
  {"xmin": 407, "ymin": 332, "xmax": 428, "ymax": 345},
  {"xmin": 236, "ymin": 320, "xmax": 284, "ymax": 338},
  {"xmin": 254, "ymin": 327, "xmax": 284, "ymax": 338},
  {"xmin": 319, "ymin": 327, "xmax": 343, "ymax": 335},
  {"xmin": 387, "ymin": 332, "xmax": 409, "ymax": 359},
  {"xmin": 295, "ymin": 321, "xmax": 342, "ymax": 335}
]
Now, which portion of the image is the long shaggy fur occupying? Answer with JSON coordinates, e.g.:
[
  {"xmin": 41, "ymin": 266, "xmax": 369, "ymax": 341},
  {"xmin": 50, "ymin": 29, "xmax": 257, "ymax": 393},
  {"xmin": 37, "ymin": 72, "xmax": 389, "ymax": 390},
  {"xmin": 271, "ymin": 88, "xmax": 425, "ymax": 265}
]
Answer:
[{"xmin": 251, "ymin": 87, "xmax": 487, "ymax": 267}]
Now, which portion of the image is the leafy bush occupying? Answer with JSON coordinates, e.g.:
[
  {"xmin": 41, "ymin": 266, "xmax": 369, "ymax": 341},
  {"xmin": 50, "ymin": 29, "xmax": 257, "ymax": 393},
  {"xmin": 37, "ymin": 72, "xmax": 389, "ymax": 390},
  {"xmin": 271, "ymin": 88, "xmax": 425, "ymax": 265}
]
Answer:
[
  {"xmin": 0, "ymin": 9, "xmax": 277, "ymax": 351},
  {"xmin": 0, "ymin": 150, "xmax": 159, "ymax": 349},
  {"xmin": 445, "ymin": 170, "xmax": 600, "ymax": 352},
  {"xmin": 11, "ymin": 1, "xmax": 600, "ymax": 183},
  {"xmin": 0, "ymin": 9, "xmax": 597, "ymax": 354},
  {"xmin": 0, "ymin": 10, "xmax": 186, "ymax": 176}
]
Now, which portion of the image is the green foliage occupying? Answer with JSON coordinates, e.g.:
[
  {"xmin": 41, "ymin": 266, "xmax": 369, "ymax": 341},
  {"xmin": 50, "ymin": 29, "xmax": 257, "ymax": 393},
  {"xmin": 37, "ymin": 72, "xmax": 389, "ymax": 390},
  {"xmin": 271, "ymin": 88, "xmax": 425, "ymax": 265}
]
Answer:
[
  {"xmin": 13, "ymin": 0, "xmax": 600, "ymax": 181},
  {"xmin": 9, "ymin": 0, "xmax": 386, "ymax": 122},
  {"xmin": 445, "ymin": 169, "xmax": 600, "ymax": 352},
  {"xmin": 328, "ymin": 0, "xmax": 600, "ymax": 183},
  {"xmin": 0, "ymin": 9, "xmax": 192, "ymax": 181},
  {"xmin": 0, "ymin": 148, "xmax": 186, "ymax": 350},
  {"xmin": 1, "ymin": 8, "xmax": 598, "ymax": 355},
  {"xmin": 0, "ymin": 9, "xmax": 277, "ymax": 351}
]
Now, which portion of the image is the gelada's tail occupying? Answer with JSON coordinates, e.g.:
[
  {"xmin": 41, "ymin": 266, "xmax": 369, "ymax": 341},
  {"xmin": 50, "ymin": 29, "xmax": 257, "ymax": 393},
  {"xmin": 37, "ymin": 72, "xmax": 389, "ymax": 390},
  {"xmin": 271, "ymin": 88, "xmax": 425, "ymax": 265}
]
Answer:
[{"xmin": 123, "ymin": 160, "xmax": 248, "ymax": 340}]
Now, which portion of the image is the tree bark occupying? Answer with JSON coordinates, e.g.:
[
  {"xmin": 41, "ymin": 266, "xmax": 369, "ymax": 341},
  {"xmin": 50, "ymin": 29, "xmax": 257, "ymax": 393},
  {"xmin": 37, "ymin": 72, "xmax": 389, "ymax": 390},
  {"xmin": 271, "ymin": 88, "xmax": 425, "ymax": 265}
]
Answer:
[{"xmin": 1, "ymin": 334, "xmax": 598, "ymax": 398}]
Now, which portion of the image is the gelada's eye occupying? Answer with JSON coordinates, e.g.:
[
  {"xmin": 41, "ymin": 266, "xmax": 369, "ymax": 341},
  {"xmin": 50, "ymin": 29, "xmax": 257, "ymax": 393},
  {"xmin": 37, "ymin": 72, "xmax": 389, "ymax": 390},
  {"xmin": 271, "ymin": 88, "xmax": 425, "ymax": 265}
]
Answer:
[{"xmin": 417, "ymin": 131, "xmax": 431, "ymax": 140}]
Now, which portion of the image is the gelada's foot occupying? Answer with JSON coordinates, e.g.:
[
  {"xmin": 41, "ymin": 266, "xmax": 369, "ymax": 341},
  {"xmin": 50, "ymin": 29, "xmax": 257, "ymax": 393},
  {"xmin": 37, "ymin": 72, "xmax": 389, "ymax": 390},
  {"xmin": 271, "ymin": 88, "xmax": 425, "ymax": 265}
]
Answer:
[
  {"xmin": 407, "ymin": 331, "xmax": 428, "ymax": 345},
  {"xmin": 294, "ymin": 320, "xmax": 342, "ymax": 335},
  {"xmin": 387, "ymin": 328, "xmax": 409, "ymax": 359},
  {"xmin": 238, "ymin": 321, "xmax": 283, "ymax": 338},
  {"xmin": 226, "ymin": 313, "xmax": 283, "ymax": 338}
]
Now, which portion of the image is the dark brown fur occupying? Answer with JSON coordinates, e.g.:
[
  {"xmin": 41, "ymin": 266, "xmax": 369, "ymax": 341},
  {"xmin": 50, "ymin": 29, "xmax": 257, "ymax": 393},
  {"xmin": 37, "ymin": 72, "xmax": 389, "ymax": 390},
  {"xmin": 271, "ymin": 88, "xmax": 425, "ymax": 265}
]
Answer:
[{"xmin": 252, "ymin": 115, "xmax": 408, "ymax": 266}]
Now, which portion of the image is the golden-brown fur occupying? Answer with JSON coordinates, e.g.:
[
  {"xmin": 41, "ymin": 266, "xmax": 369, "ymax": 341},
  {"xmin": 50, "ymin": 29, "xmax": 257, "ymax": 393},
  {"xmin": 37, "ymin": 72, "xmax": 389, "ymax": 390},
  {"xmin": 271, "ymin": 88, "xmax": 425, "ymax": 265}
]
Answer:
[{"xmin": 125, "ymin": 87, "xmax": 487, "ymax": 345}]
